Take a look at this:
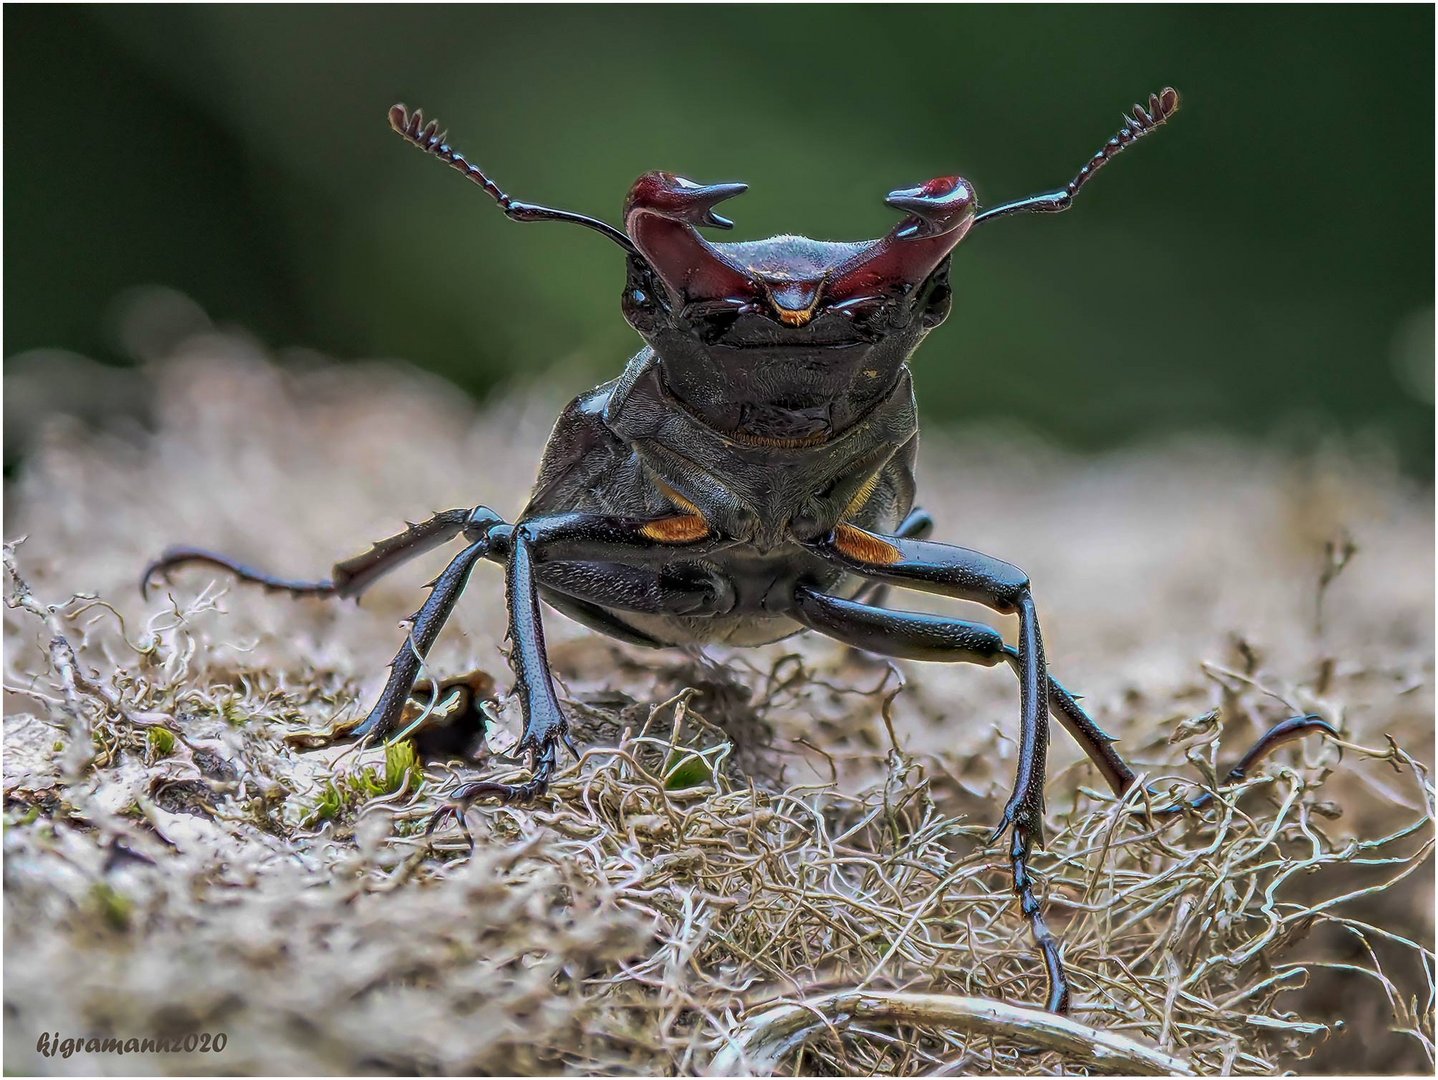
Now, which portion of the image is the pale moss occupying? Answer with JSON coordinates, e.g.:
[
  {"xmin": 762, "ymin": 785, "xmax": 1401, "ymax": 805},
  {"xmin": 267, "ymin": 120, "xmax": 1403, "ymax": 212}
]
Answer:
[{"xmin": 3, "ymin": 350, "xmax": 1431, "ymax": 1076}]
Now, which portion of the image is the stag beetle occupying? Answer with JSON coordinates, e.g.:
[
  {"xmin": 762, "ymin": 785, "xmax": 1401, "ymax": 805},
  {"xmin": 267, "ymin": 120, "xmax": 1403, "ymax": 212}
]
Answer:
[{"xmin": 144, "ymin": 88, "xmax": 1332, "ymax": 1014}]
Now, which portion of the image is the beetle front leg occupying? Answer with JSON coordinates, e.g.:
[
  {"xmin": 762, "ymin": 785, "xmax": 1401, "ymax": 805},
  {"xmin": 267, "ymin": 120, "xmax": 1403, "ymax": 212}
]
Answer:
[
  {"xmin": 802, "ymin": 525, "xmax": 1053, "ymax": 845},
  {"xmin": 800, "ymin": 526, "xmax": 1063, "ymax": 1008},
  {"xmin": 987, "ymin": 589, "xmax": 1066, "ymax": 1009},
  {"xmin": 431, "ymin": 509, "xmax": 726, "ymax": 823},
  {"xmin": 976, "ymin": 591, "xmax": 1066, "ymax": 1011},
  {"xmin": 852, "ymin": 506, "xmax": 933, "ymax": 608},
  {"xmin": 796, "ymin": 526, "xmax": 1336, "ymax": 1014},
  {"xmin": 439, "ymin": 524, "xmax": 573, "ymax": 810}
]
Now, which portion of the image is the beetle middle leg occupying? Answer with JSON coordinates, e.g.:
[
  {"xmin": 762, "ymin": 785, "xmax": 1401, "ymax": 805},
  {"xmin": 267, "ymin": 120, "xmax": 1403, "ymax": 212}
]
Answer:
[
  {"xmin": 794, "ymin": 586, "xmax": 1334, "ymax": 809},
  {"xmin": 994, "ymin": 646, "xmax": 1335, "ymax": 812},
  {"xmin": 418, "ymin": 509, "xmax": 730, "ymax": 816},
  {"xmin": 143, "ymin": 506, "xmax": 503, "ymax": 743}
]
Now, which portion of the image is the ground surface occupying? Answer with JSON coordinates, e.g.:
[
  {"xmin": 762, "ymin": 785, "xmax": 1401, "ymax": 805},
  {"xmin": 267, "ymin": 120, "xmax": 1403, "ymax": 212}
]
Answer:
[{"xmin": 4, "ymin": 336, "xmax": 1434, "ymax": 1075}]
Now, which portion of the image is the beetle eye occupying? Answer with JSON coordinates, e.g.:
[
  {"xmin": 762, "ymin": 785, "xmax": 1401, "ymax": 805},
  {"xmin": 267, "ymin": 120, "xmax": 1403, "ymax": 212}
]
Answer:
[
  {"xmin": 681, "ymin": 297, "xmax": 755, "ymax": 321},
  {"xmin": 829, "ymin": 294, "xmax": 892, "ymax": 319}
]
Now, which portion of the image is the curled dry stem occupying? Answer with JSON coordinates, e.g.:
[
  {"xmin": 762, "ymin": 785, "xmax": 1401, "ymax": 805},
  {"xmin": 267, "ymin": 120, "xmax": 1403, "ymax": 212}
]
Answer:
[{"xmin": 709, "ymin": 990, "xmax": 1196, "ymax": 1076}]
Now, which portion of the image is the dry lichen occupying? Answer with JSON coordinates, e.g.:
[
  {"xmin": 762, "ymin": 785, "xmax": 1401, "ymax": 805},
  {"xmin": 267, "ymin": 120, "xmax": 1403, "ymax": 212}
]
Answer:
[{"xmin": 4, "ymin": 343, "xmax": 1433, "ymax": 1075}]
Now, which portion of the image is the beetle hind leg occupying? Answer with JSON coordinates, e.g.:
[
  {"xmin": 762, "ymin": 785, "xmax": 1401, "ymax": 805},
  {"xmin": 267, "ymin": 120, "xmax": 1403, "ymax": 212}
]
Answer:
[
  {"xmin": 997, "ymin": 646, "xmax": 1337, "ymax": 813},
  {"xmin": 140, "ymin": 545, "xmax": 339, "ymax": 600},
  {"xmin": 140, "ymin": 508, "xmax": 475, "ymax": 601}
]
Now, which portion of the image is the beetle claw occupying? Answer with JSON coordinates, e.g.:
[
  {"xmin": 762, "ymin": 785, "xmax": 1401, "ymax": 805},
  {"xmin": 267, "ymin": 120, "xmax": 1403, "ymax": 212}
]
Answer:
[
  {"xmin": 426, "ymin": 802, "xmax": 476, "ymax": 853},
  {"xmin": 986, "ymin": 794, "xmax": 1045, "ymax": 850},
  {"xmin": 424, "ymin": 733, "xmax": 560, "ymax": 840},
  {"xmin": 426, "ymin": 775, "xmax": 551, "ymax": 841}
]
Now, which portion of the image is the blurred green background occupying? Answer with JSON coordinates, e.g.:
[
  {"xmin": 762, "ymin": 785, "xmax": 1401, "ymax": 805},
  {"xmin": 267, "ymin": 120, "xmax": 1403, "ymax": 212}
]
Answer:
[{"xmin": 6, "ymin": 5, "xmax": 1434, "ymax": 472}]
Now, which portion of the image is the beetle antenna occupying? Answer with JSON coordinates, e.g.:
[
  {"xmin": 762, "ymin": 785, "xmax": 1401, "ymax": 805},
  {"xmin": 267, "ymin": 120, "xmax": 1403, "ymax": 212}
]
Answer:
[
  {"xmin": 389, "ymin": 104, "xmax": 639, "ymax": 255},
  {"xmin": 973, "ymin": 87, "xmax": 1180, "ymax": 226}
]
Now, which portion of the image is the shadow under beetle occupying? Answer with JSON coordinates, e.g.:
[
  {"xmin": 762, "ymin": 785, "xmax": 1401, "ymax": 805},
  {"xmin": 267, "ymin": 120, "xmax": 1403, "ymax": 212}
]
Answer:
[{"xmin": 144, "ymin": 88, "xmax": 1334, "ymax": 1014}]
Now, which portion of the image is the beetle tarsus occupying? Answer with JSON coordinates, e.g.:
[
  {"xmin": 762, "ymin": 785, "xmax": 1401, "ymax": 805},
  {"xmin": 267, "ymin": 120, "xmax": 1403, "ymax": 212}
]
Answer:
[
  {"xmin": 1155, "ymin": 712, "xmax": 1338, "ymax": 815},
  {"xmin": 1011, "ymin": 823, "xmax": 1071, "ymax": 1014},
  {"xmin": 140, "ymin": 546, "xmax": 336, "ymax": 601},
  {"xmin": 426, "ymin": 747, "xmax": 558, "ymax": 842},
  {"xmin": 446, "ymin": 772, "xmax": 553, "ymax": 810}
]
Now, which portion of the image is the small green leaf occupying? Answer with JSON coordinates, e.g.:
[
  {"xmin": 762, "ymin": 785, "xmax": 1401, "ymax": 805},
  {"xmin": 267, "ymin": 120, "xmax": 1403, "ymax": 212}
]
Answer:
[
  {"xmin": 147, "ymin": 727, "xmax": 176, "ymax": 757},
  {"xmin": 664, "ymin": 753, "xmax": 709, "ymax": 791},
  {"xmin": 383, "ymin": 738, "xmax": 421, "ymax": 796},
  {"xmin": 90, "ymin": 882, "xmax": 134, "ymax": 931}
]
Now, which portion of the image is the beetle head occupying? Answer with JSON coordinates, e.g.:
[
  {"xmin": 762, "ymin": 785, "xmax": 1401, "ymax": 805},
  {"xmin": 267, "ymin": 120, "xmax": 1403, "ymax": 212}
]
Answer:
[
  {"xmin": 390, "ymin": 88, "xmax": 1181, "ymax": 444},
  {"xmin": 620, "ymin": 172, "xmax": 974, "ymax": 441}
]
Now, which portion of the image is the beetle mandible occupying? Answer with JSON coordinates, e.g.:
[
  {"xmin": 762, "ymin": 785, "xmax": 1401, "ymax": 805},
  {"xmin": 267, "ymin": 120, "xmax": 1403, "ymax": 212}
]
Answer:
[{"xmin": 143, "ymin": 87, "xmax": 1333, "ymax": 1014}]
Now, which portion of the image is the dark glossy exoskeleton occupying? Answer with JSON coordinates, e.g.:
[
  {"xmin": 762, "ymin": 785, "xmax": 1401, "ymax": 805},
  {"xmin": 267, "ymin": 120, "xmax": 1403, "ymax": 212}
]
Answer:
[{"xmin": 144, "ymin": 88, "xmax": 1333, "ymax": 1014}]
